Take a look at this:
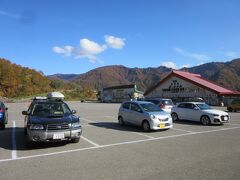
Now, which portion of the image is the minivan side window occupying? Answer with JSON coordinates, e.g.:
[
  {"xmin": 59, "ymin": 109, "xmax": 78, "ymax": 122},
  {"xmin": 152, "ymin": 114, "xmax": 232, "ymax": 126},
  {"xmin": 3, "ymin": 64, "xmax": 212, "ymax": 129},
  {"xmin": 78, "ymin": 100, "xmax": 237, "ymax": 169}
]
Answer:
[{"xmin": 122, "ymin": 103, "xmax": 130, "ymax": 109}]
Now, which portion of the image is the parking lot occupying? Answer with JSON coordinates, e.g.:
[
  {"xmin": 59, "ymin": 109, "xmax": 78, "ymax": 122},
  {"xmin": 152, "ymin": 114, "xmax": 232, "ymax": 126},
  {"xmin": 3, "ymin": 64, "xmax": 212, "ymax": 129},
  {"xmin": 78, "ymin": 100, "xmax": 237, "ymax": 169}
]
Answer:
[{"xmin": 0, "ymin": 102, "xmax": 240, "ymax": 180}]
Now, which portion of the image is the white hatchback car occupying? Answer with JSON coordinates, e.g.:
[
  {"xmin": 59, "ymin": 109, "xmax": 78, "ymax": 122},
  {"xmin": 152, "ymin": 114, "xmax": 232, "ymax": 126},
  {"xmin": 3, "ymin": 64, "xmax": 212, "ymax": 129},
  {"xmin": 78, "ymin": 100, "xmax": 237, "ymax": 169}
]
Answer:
[
  {"xmin": 118, "ymin": 101, "xmax": 172, "ymax": 131},
  {"xmin": 171, "ymin": 102, "xmax": 230, "ymax": 125}
]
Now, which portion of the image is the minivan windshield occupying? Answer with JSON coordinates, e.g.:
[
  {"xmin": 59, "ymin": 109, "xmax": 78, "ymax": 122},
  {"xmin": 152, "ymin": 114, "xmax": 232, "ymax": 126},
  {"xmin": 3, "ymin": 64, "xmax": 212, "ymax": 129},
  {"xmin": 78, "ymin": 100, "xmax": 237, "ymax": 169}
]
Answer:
[{"xmin": 140, "ymin": 103, "xmax": 163, "ymax": 112}]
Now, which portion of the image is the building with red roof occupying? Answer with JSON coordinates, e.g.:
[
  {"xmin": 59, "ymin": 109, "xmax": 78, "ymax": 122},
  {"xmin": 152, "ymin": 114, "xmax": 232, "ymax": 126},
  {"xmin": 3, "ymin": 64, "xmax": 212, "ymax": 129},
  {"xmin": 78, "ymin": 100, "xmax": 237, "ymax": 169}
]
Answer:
[{"xmin": 144, "ymin": 70, "xmax": 240, "ymax": 105}]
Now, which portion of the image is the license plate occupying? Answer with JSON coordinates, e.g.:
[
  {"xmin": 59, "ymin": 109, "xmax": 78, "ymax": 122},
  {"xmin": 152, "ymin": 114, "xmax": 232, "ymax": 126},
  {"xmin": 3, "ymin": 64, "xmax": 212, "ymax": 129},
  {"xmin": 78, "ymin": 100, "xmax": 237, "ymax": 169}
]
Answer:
[
  {"xmin": 53, "ymin": 133, "xmax": 65, "ymax": 139},
  {"xmin": 159, "ymin": 124, "xmax": 165, "ymax": 128}
]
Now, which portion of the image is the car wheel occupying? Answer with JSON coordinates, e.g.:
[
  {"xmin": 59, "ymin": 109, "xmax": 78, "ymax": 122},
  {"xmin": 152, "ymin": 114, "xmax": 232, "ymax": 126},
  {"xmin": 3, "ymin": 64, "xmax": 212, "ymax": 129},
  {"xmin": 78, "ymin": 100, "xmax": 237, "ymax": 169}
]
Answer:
[
  {"xmin": 0, "ymin": 123, "xmax": 5, "ymax": 130},
  {"xmin": 118, "ymin": 116, "xmax": 125, "ymax": 126},
  {"xmin": 142, "ymin": 121, "xmax": 150, "ymax": 132},
  {"xmin": 71, "ymin": 137, "xmax": 80, "ymax": 143},
  {"xmin": 24, "ymin": 128, "xmax": 27, "ymax": 135},
  {"xmin": 200, "ymin": 115, "xmax": 211, "ymax": 125},
  {"xmin": 171, "ymin": 112, "xmax": 179, "ymax": 121},
  {"xmin": 228, "ymin": 107, "xmax": 233, "ymax": 112}
]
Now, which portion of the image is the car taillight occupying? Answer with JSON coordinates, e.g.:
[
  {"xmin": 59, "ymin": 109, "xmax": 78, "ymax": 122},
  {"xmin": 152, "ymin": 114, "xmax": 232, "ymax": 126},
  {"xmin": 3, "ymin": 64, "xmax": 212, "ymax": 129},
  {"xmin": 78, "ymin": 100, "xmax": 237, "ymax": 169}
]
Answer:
[
  {"xmin": 160, "ymin": 104, "xmax": 165, "ymax": 108},
  {"xmin": 0, "ymin": 109, "xmax": 5, "ymax": 113}
]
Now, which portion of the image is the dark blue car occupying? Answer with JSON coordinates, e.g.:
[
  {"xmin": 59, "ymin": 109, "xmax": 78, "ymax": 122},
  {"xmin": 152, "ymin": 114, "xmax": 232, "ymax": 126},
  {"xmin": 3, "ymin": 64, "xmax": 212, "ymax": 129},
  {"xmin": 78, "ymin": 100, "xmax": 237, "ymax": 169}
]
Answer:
[
  {"xmin": 22, "ymin": 92, "xmax": 82, "ymax": 145},
  {"xmin": 0, "ymin": 101, "xmax": 8, "ymax": 130}
]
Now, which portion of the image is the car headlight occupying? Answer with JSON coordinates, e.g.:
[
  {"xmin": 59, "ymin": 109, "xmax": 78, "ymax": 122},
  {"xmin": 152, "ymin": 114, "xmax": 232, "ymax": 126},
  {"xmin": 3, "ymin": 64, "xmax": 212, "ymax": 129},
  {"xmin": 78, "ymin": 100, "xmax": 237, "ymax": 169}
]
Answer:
[
  {"xmin": 211, "ymin": 114, "xmax": 219, "ymax": 117},
  {"xmin": 150, "ymin": 115, "xmax": 157, "ymax": 120},
  {"xmin": 71, "ymin": 122, "xmax": 81, "ymax": 128},
  {"xmin": 29, "ymin": 124, "xmax": 44, "ymax": 130}
]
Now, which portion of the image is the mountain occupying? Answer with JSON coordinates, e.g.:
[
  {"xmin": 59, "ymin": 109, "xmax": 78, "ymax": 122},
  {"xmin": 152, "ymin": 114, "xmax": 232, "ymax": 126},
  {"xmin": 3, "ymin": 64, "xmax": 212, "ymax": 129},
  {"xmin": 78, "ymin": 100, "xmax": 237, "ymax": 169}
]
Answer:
[
  {"xmin": 49, "ymin": 59, "xmax": 240, "ymax": 92},
  {"xmin": 0, "ymin": 58, "xmax": 53, "ymax": 97}
]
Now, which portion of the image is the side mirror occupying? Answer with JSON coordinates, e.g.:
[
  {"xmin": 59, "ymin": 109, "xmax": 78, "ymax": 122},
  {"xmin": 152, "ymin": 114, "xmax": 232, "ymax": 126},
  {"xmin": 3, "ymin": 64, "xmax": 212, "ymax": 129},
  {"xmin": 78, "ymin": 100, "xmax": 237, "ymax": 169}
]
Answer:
[
  {"xmin": 72, "ymin": 110, "xmax": 76, "ymax": 114},
  {"xmin": 22, "ymin": 111, "xmax": 29, "ymax": 115},
  {"xmin": 194, "ymin": 107, "xmax": 199, "ymax": 110}
]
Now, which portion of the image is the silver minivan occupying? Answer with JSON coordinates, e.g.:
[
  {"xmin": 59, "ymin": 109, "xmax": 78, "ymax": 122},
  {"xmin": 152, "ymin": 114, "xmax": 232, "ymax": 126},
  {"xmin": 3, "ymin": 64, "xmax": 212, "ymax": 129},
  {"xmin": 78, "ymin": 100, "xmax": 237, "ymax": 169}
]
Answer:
[{"xmin": 118, "ymin": 101, "xmax": 172, "ymax": 131}]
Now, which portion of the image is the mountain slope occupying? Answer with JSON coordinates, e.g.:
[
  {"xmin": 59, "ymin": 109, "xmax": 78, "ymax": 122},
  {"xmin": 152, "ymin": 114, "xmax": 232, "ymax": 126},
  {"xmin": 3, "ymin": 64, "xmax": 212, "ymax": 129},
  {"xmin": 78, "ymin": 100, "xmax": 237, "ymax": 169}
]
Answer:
[
  {"xmin": 0, "ymin": 58, "xmax": 53, "ymax": 97},
  {"xmin": 49, "ymin": 59, "xmax": 240, "ymax": 92}
]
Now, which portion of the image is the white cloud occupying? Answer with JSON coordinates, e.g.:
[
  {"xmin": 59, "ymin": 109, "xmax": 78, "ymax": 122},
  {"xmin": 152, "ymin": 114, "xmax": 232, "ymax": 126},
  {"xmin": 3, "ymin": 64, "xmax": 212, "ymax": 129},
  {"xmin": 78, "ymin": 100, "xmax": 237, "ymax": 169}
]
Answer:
[
  {"xmin": 174, "ymin": 47, "xmax": 211, "ymax": 62},
  {"xmin": 104, "ymin": 35, "xmax": 125, "ymax": 49},
  {"xmin": 180, "ymin": 64, "xmax": 191, "ymax": 68},
  {"xmin": 161, "ymin": 61, "xmax": 192, "ymax": 69},
  {"xmin": 53, "ymin": 46, "xmax": 74, "ymax": 56},
  {"xmin": 53, "ymin": 35, "xmax": 125, "ymax": 63},
  {"xmin": 161, "ymin": 61, "xmax": 177, "ymax": 69}
]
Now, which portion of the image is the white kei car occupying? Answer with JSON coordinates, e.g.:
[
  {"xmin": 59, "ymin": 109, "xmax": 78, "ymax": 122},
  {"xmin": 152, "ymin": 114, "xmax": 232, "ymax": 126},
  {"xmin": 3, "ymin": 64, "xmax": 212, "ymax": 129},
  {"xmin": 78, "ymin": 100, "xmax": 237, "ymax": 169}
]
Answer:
[{"xmin": 171, "ymin": 102, "xmax": 230, "ymax": 125}]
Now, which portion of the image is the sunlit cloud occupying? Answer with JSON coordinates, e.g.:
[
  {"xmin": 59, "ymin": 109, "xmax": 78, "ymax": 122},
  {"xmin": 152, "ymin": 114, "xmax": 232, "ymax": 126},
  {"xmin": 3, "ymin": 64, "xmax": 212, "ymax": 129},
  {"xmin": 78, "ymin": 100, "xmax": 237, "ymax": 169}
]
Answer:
[
  {"xmin": 161, "ymin": 61, "xmax": 192, "ymax": 69},
  {"xmin": 53, "ymin": 35, "xmax": 125, "ymax": 63},
  {"xmin": 104, "ymin": 35, "xmax": 125, "ymax": 49}
]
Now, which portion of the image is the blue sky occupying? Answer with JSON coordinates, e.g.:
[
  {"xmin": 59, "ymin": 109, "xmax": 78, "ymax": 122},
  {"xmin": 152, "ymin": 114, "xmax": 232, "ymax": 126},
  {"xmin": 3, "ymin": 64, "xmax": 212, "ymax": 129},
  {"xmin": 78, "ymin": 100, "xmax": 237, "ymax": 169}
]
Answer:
[{"xmin": 0, "ymin": 0, "xmax": 240, "ymax": 75}]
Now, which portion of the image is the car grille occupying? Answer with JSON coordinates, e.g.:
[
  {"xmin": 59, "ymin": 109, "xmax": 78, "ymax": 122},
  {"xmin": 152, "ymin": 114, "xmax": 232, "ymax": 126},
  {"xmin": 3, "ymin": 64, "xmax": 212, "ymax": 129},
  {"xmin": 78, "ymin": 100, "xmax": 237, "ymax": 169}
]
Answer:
[
  {"xmin": 221, "ymin": 115, "xmax": 229, "ymax": 121},
  {"xmin": 47, "ymin": 123, "xmax": 69, "ymax": 131},
  {"xmin": 158, "ymin": 118, "xmax": 169, "ymax": 122}
]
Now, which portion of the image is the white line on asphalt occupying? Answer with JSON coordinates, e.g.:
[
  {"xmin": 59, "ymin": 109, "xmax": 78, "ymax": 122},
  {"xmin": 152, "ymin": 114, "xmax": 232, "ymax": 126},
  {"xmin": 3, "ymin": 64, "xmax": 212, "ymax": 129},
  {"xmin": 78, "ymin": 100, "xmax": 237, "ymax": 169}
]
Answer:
[
  {"xmin": 229, "ymin": 123, "xmax": 240, "ymax": 126},
  {"xmin": 130, "ymin": 132, "xmax": 154, "ymax": 139},
  {"xmin": 172, "ymin": 128, "xmax": 194, "ymax": 133},
  {"xmin": 81, "ymin": 136, "xmax": 100, "ymax": 147},
  {"xmin": 0, "ymin": 126, "xmax": 239, "ymax": 163},
  {"xmin": 11, "ymin": 121, "xmax": 17, "ymax": 160},
  {"xmin": 81, "ymin": 118, "xmax": 97, "ymax": 123}
]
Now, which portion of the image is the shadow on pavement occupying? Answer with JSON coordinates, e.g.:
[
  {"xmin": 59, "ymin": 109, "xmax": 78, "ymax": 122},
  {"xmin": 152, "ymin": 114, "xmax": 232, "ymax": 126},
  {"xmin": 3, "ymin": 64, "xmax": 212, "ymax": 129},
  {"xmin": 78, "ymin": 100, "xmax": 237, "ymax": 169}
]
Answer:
[
  {"xmin": 173, "ymin": 120, "xmax": 223, "ymax": 126},
  {"xmin": 89, "ymin": 122, "xmax": 167, "ymax": 133},
  {"xmin": 0, "ymin": 127, "xmax": 69, "ymax": 151}
]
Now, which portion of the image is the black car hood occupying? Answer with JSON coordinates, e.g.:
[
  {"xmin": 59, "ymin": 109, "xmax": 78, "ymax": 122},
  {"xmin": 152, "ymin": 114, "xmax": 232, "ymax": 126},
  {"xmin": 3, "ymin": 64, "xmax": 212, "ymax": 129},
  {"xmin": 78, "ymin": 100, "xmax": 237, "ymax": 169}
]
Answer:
[{"xmin": 29, "ymin": 115, "xmax": 79, "ymax": 125}]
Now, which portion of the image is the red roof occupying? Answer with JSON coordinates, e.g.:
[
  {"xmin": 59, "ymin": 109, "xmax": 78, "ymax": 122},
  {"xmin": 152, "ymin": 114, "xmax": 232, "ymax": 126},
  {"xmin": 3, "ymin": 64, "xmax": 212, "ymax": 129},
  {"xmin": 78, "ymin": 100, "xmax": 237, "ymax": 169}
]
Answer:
[{"xmin": 144, "ymin": 70, "xmax": 240, "ymax": 96}]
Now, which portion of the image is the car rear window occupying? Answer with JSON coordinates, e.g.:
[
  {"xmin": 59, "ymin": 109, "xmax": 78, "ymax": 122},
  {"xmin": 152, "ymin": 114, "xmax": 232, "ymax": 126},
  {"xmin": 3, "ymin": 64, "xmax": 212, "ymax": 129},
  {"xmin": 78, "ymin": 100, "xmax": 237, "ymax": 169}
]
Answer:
[{"xmin": 162, "ymin": 100, "xmax": 173, "ymax": 105}]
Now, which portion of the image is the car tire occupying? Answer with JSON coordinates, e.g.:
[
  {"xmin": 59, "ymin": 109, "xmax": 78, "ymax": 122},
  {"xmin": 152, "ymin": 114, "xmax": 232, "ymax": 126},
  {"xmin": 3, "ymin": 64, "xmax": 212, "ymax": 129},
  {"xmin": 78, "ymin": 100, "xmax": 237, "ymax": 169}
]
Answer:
[
  {"xmin": 71, "ymin": 137, "xmax": 80, "ymax": 143},
  {"xmin": 200, "ymin": 115, "xmax": 211, "ymax": 125},
  {"xmin": 24, "ymin": 128, "xmax": 27, "ymax": 135},
  {"xmin": 142, "ymin": 121, "xmax": 151, "ymax": 132},
  {"xmin": 0, "ymin": 123, "xmax": 5, "ymax": 130},
  {"xmin": 228, "ymin": 107, "xmax": 233, "ymax": 112},
  {"xmin": 118, "ymin": 116, "xmax": 125, "ymax": 126},
  {"xmin": 171, "ymin": 112, "xmax": 179, "ymax": 121}
]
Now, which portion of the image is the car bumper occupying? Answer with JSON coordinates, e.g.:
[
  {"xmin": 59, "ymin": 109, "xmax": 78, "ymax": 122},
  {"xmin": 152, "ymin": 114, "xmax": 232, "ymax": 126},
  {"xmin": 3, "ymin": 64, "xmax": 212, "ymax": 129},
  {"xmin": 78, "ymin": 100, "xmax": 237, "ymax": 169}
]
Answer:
[
  {"xmin": 27, "ymin": 128, "xmax": 82, "ymax": 142},
  {"xmin": 150, "ymin": 119, "xmax": 173, "ymax": 130},
  {"xmin": 211, "ymin": 115, "xmax": 230, "ymax": 124}
]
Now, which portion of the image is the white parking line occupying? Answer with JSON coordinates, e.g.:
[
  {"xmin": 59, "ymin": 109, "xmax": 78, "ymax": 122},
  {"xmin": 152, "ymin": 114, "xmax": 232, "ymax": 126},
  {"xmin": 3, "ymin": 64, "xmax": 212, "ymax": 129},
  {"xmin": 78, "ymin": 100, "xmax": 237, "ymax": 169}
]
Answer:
[
  {"xmin": 81, "ymin": 118, "xmax": 97, "ymax": 123},
  {"xmin": 172, "ymin": 128, "xmax": 194, "ymax": 133},
  {"xmin": 81, "ymin": 136, "xmax": 100, "ymax": 147},
  {"xmin": 0, "ymin": 126, "xmax": 239, "ymax": 163},
  {"xmin": 229, "ymin": 123, "xmax": 240, "ymax": 126},
  {"xmin": 11, "ymin": 121, "xmax": 17, "ymax": 160},
  {"xmin": 130, "ymin": 132, "xmax": 154, "ymax": 139}
]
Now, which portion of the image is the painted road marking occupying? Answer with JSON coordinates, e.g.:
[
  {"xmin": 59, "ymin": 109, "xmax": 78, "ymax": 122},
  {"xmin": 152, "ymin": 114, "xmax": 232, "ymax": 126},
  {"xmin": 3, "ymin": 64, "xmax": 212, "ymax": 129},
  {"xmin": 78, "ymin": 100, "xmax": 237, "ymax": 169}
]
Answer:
[
  {"xmin": 0, "ymin": 126, "xmax": 239, "ymax": 163},
  {"xmin": 81, "ymin": 136, "xmax": 100, "ymax": 147},
  {"xmin": 130, "ymin": 132, "xmax": 154, "ymax": 139},
  {"xmin": 81, "ymin": 118, "xmax": 97, "ymax": 123},
  {"xmin": 172, "ymin": 128, "xmax": 194, "ymax": 133},
  {"xmin": 11, "ymin": 121, "xmax": 17, "ymax": 160}
]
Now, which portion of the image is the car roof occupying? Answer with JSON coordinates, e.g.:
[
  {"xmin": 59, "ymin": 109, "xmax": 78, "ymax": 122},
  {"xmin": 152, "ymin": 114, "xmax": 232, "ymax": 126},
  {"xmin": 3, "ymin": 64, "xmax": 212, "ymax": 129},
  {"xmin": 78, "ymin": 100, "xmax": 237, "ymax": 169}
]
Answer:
[{"xmin": 123, "ymin": 101, "xmax": 153, "ymax": 105}]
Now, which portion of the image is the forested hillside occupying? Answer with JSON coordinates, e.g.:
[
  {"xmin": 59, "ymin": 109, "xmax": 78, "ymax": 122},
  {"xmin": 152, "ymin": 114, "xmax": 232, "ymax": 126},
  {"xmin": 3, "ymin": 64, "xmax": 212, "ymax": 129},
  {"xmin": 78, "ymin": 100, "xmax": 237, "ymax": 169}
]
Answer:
[{"xmin": 0, "ymin": 58, "xmax": 53, "ymax": 97}]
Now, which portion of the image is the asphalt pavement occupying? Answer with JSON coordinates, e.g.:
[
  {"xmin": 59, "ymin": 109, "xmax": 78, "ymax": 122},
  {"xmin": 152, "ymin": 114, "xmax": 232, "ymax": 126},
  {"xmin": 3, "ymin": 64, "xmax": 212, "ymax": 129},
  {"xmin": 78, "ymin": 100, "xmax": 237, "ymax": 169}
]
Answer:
[{"xmin": 0, "ymin": 102, "xmax": 239, "ymax": 180}]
